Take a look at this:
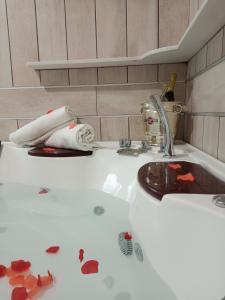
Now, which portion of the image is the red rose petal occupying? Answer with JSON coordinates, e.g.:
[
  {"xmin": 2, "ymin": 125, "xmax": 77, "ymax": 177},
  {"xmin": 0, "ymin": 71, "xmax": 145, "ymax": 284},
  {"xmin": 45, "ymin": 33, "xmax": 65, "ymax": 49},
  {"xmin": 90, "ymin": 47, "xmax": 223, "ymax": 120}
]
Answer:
[
  {"xmin": 168, "ymin": 163, "xmax": 182, "ymax": 170},
  {"xmin": 46, "ymin": 109, "xmax": 54, "ymax": 114},
  {"xmin": 79, "ymin": 249, "xmax": 84, "ymax": 263},
  {"xmin": 0, "ymin": 264, "xmax": 6, "ymax": 277},
  {"xmin": 9, "ymin": 275, "xmax": 25, "ymax": 286},
  {"xmin": 81, "ymin": 260, "xmax": 99, "ymax": 275},
  {"xmin": 177, "ymin": 172, "xmax": 195, "ymax": 182},
  {"xmin": 42, "ymin": 147, "xmax": 56, "ymax": 153},
  {"xmin": 38, "ymin": 188, "xmax": 49, "ymax": 195},
  {"xmin": 124, "ymin": 232, "xmax": 132, "ymax": 240},
  {"xmin": 23, "ymin": 275, "xmax": 37, "ymax": 289},
  {"xmin": 37, "ymin": 275, "xmax": 42, "ymax": 287},
  {"xmin": 11, "ymin": 287, "xmax": 28, "ymax": 300},
  {"xmin": 68, "ymin": 122, "xmax": 76, "ymax": 129},
  {"xmin": 46, "ymin": 246, "xmax": 60, "ymax": 254},
  {"xmin": 11, "ymin": 260, "xmax": 31, "ymax": 273}
]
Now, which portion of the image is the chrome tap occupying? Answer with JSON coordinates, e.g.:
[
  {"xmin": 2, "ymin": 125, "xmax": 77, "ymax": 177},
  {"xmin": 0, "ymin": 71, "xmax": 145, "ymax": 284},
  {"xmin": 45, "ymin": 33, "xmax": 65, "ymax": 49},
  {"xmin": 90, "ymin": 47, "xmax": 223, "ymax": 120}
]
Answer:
[{"xmin": 149, "ymin": 94, "xmax": 175, "ymax": 157}]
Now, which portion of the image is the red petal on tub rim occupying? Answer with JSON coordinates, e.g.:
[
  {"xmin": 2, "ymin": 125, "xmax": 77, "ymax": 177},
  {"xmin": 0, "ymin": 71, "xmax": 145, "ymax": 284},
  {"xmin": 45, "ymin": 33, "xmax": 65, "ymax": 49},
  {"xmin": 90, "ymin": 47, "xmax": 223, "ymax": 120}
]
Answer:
[
  {"xmin": 11, "ymin": 260, "xmax": 31, "ymax": 273},
  {"xmin": 168, "ymin": 163, "xmax": 182, "ymax": 170},
  {"xmin": 11, "ymin": 287, "xmax": 28, "ymax": 300},
  {"xmin": 81, "ymin": 260, "xmax": 99, "ymax": 275},
  {"xmin": 68, "ymin": 122, "xmax": 76, "ymax": 129},
  {"xmin": 46, "ymin": 246, "xmax": 60, "ymax": 254},
  {"xmin": 177, "ymin": 172, "xmax": 195, "ymax": 182},
  {"xmin": 42, "ymin": 147, "xmax": 56, "ymax": 153},
  {"xmin": 46, "ymin": 109, "xmax": 54, "ymax": 114},
  {"xmin": 79, "ymin": 249, "xmax": 84, "ymax": 263},
  {"xmin": 0, "ymin": 264, "xmax": 6, "ymax": 277},
  {"xmin": 124, "ymin": 232, "xmax": 132, "ymax": 240}
]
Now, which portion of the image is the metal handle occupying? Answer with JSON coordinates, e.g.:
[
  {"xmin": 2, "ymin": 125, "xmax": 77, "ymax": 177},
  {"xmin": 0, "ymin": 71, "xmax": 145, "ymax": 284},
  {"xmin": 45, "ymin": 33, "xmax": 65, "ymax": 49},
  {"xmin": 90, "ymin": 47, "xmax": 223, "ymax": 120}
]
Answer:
[{"xmin": 119, "ymin": 139, "xmax": 131, "ymax": 148}]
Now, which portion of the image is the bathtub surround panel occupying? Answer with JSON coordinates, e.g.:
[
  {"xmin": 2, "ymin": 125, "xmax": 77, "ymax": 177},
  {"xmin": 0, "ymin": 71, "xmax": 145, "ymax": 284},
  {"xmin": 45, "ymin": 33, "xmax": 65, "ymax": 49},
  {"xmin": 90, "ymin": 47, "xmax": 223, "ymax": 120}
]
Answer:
[
  {"xmin": 127, "ymin": 0, "xmax": 158, "ymax": 56},
  {"xmin": 65, "ymin": 0, "xmax": 96, "ymax": 59},
  {"xmin": 185, "ymin": 24, "xmax": 225, "ymax": 163},
  {"xmin": 0, "ymin": 0, "xmax": 12, "ymax": 87},
  {"xmin": 159, "ymin": 0, "xmax": 190, "ymax": 47},
  {"xmin": 96, "ymin": 0, "xmax": 127, "ymax": 58},
  {"xmin": 6, "ymin": 0, "xmax": 40, "ymax": 87}
]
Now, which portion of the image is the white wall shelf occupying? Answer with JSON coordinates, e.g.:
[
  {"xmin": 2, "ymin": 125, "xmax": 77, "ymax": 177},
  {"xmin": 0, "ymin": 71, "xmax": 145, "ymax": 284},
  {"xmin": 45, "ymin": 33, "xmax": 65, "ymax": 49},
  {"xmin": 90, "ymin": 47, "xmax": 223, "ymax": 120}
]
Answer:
[{"xmin": 27, "ymin": 0, "xmax": 225, "ymax": 70}]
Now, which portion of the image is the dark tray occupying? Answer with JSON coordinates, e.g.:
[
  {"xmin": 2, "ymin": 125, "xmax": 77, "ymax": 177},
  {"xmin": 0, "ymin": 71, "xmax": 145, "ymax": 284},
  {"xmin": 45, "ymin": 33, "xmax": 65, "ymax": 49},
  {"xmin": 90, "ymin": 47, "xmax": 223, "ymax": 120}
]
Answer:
[
  {"xmin": 138, "ymin": 161, "xmax": 225, "ymax": 200},
  {"xmin": 28, "ymin": 147, "xmax": 93, "ymax": 157}
]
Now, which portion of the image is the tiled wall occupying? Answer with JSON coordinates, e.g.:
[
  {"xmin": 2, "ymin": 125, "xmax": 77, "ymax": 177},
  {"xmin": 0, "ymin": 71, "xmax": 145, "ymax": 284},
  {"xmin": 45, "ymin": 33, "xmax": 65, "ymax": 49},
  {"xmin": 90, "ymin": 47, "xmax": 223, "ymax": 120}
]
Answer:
[
  {"xmin": 185, "ymin": 25, "xmax": 225, "ymax": 162},
  {"xmin": 0, "ymin": 63, "xmax": 186, "ymax": 141},
  {"xmin": 0, "ymin": 0, "xmax": 189, "ymax": 142}
]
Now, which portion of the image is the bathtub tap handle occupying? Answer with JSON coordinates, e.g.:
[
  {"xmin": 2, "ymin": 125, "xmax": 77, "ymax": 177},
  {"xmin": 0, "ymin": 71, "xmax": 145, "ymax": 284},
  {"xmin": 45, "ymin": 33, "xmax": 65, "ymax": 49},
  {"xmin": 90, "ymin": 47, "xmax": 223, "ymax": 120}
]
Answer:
[{"xmin": 119, "ymin": 139, "xmax": 131, "ymax": 148}]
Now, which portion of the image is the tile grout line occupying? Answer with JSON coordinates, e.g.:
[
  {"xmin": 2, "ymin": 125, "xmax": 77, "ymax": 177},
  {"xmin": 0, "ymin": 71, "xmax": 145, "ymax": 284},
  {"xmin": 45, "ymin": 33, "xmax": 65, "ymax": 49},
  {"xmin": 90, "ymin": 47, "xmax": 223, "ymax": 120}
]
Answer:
[
  {"xmin": 33, "ymin": 0, "xmax": 42, "ymax": 85},
  {"xmin": 5, "ymin": 0, "xmax": 14, "ymax": 87},
  {"xmin": 63, "ymin": 0, "xmax": 70, "ymax": 86}
]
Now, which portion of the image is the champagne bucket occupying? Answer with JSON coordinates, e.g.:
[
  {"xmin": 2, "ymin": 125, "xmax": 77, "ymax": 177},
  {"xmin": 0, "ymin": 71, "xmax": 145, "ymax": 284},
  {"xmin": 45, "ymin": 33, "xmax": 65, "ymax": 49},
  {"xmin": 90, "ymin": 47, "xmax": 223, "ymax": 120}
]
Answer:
[{"xmin": 141, "ymin": 101, "xmax": 186, "ymax": 145}]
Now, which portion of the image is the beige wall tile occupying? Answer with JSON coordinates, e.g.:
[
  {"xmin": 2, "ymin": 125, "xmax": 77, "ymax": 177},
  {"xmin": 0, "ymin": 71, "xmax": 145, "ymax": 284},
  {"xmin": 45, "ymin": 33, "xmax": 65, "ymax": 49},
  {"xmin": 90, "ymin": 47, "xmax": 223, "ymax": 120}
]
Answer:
[
  {"xmin": 78, "ymin": 117, "xmax": 100, "ymax": 141},
  {"xmin": 191, "ymin": 116, "xmax": 204, "ymax": 150},
  {"xmin": 96, "ymin": 0, "xmax": 126, "ymax": 58},
  {"xmin": 187, "ymin": 55, "xmax": 197, "ymax": 79},
  {"xmin": 207, "ymin": 29, "xmax": 223, "ymax": 66},
  {"xmin": 128, "ymin": 65, "xmax": 157, "ymax": 83},
  {"xmin": 101, "ymin": 117, "xmax": 128, "ymax": 141},
  {"xmin": 198, "ymin": 0, "xmax": 205, "ymax": 7},
  {"xmin": 127, "ymin": 0, "xmax": 158, "ymax": 56},
  {"xmin": 0, "ymin": 0, "xmax": 12, "ymax": 87},
  {"xmin": 98, "ymin": 67, "xmax": 127, "ymax": 84},
  {"xmin": 218, "ymin": 117, "xmax": 225, "ymax": 162},
  {"xmin": 189, "ymin": 0, "xmax": 198, "ymax": 23},
  {"xmin": 158, "ymin": 63, "xmax": 187, "ymax": 82},
  {"xmin": 202, "ymin": 116, "xmax": 219, "ymax": 158},
  {"xmin": 190, "ymin": 59, "xmax": 225, "ymax": 113},
  {"xmin": 129, "ymin": 116, "xmax": 145, "ymax": 141},
  {"xmin": 97, "ymin": 84, "xmax": 162, "ymax": 116},
  {"xmin": 184, "ymin": 114, "xmax": 192, "ymax": 143},
  {"xmin": 66, "ymin": 0, "xmax": 96, "ymax": 59},
  {"xmin": 175, "ymin": 115, "xmax": 184, "ymax": 140},
  {"xmin": 69, "ymin": 68, "xmax": 97, "ymax": 85},
  {"xmin": 196, "ymin": 46, "xmax": 207, "ymax": 74},
  {"xmin": 159, "ymin": 0, "xmax": 189, "ymax": 47},
  {"xmin": 41, "ymin": 70, "xmax": 69, "ymax": 86},
  {"xmin": 174, "ymin": 82, "xmax": 186, "ymax": 102},
  {"xmin": 185, "ymin": 80, "xmax": 193, "ymax": 112},
  {"xmin": 7, "ymin": 0, "xmax": 40, "ymax": 86},
  {"xmin": 0, "ymin": 119, "xmax": 17, "ymax": 141},
  {"xmin": 0, "ymin": 87, "xmax": 97, "ymax": 118},
  {"xmin": 223, "ymin": 26, "xmax": 225, "ymax": 57},
  {"xmin": 36, "ymin": 0, "xmax": 67, "ymax": 60}
]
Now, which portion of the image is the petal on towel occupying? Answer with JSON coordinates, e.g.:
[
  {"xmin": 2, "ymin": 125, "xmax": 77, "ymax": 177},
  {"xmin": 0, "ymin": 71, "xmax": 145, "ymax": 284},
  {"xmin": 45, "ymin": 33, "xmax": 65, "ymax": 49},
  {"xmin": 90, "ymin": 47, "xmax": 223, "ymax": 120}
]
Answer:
[
  {"xmin": 46, "ymin": 109, "xmax": 54, "ymax": 114},
  {"xmin": 68, "ymin": 122, "xmax": 76, "ymax": 129}
]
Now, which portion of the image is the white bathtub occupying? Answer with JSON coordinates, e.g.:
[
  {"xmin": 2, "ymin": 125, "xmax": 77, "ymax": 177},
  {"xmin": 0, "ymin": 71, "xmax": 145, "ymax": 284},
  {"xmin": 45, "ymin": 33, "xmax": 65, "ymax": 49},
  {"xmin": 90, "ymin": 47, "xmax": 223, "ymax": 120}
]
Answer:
[{"xmin": 0, "ymin": 142, "xmax": 225, "ymax": 300}]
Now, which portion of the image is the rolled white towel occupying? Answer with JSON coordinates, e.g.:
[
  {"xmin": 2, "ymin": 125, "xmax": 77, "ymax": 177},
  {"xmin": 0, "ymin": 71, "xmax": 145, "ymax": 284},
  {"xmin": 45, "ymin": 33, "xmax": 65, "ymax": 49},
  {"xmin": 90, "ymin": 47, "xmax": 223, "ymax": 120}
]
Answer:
[
  {"xmin": 45, "ymin": 123, "xmax": 96, "ymax": 151},
  {"xmin": 9, "ymin": 106, "xmax": 74, "ymax": 146}
]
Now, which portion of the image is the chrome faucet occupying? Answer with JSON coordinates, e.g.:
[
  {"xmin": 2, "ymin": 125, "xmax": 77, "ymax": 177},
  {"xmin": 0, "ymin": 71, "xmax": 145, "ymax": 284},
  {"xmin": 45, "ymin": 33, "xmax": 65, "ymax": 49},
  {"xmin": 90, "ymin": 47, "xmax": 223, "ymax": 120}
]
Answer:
[{"xmin": 150, "ymin": 94, "xmax": 175, "ymax": 157}]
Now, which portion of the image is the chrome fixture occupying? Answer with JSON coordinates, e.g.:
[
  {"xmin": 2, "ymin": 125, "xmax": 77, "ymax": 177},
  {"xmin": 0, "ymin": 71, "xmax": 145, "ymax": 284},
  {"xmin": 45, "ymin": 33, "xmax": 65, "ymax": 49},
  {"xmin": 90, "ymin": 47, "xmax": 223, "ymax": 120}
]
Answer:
[
  {"xmin": 212, "ymin": 195, "xmax": 225, "ymax": 208},
  {"xmin": 119, "ymin": 139, "xmax": 132, "ymax": 148},
  {"xmin": 150, "ymin": 94, "xmax": 175, "ymax": 157}
]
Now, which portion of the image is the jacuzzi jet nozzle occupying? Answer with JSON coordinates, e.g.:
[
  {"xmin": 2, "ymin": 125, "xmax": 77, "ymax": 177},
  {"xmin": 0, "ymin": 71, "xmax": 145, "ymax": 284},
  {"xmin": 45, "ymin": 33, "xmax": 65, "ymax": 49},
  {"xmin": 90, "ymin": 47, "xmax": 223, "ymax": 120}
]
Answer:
[{"xmin": 118, "ymin": 232, "xmax": 133, "ymax": 256}]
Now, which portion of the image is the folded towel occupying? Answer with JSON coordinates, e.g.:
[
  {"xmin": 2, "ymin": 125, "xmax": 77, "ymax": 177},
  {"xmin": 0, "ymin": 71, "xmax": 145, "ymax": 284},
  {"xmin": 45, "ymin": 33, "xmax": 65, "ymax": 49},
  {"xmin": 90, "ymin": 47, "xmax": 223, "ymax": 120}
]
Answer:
[
  {"xmin": 9, "ymin": 106, "xmax": 74, "ymax": 146},
  {"xmin": 45, "ymin": 123, "xmax": 96, "ymax": 151}
]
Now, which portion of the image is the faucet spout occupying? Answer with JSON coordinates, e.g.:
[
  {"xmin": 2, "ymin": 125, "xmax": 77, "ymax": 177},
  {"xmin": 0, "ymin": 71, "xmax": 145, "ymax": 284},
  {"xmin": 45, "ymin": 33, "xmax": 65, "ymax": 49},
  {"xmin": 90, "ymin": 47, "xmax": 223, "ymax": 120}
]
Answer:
[{"xmin": 150, "ymin": 94, "xmax": 175, "ymax": 157}]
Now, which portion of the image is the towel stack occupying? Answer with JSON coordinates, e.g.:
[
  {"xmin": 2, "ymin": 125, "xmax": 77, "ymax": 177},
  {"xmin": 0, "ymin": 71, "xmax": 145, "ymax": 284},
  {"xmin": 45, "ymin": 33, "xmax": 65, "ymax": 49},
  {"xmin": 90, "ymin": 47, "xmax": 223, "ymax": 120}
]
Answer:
[{"xmin": 9, "ymin": 106, "xmax": 96, "ymax": 151}]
